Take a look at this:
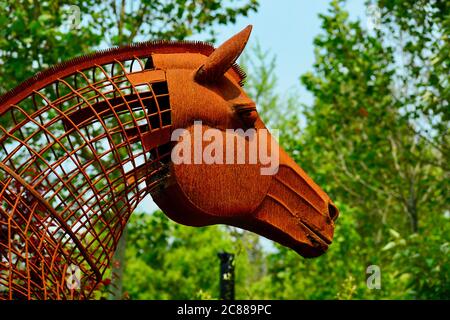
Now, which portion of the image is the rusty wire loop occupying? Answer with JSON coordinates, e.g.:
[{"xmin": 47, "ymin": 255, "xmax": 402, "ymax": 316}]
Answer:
[{"xmin": 0, "ymin": 55, "xmax": 172, "ymax": 299}]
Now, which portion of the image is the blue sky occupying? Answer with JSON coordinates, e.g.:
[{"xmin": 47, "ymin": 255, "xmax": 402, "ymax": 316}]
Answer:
[
  {"xmin": 138, "ymin": 0, "xmax": 368, "ymax": 213},
  {"xmin": 194, "ymin": 0, "xmax": 368, "ymax": 103}
]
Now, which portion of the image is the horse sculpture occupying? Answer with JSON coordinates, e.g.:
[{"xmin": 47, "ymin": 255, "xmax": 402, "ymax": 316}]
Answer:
[{"xmin": 0, "ymin": 25, "xmax": 338, "ymax": 299}]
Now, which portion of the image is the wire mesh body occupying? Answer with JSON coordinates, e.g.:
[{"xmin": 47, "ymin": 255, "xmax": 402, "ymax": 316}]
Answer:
[
  {"xmin": 0, "ymin": 26, "xmax": 339, "ymax": 300},
  {"xmin": 0, "ymin": 54, "xmax": 172, "ymax": 299}
]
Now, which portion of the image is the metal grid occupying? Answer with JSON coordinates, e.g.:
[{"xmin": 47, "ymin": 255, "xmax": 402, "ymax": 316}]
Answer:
[{"xmin": 0, "ymin": 56, "xmax": 171, "ymax": 299}]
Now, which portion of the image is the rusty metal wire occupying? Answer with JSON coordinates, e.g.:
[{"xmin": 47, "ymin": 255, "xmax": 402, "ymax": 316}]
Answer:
[{"xmin": 0, "ymin": 55, "xmax": 171, "ymax": 299}]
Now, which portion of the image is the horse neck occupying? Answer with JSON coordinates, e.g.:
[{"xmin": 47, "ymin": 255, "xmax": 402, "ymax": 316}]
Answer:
[{"xmin": 0, "ymin": 57, "xmax": 173, "ymax": 281}]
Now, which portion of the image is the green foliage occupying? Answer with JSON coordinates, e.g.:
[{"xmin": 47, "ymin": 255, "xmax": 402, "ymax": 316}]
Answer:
[
  {"xmin": 0, "ymin": 0, "xmax": 258, "ymax": 94},
  {"xmin": 252, "ymin": 0, "xmax": 449, "ymax": 299},
  {"xmin": 232, "ymin": 0, "xmax": 448, "ymax": 300},
  {"xmin": 381, "ymin": 217, "xmax": 450, "ymax": 299},
  {"xmin": 122, "ymin": 211, "xmax": 264, "ymax": 299},
  {"xmin": 118, "ymin": 0, "xmax": 448, "ymax": 299}
]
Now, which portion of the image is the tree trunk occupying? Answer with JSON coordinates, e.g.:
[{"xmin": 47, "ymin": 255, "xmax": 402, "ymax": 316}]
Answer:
[{"xmin": 407, "ymin": 191, "xmax": 418, "ymax": 234}]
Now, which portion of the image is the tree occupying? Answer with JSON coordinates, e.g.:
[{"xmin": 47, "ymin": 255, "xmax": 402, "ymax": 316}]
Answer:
[
  {"xmin": 118, "ymin": 211, "xmax": 265, "ymax": 299},
  {"xmin": 236, "ymin": 0, "xmax": 448, "ymax": 299},
  {"xmin": 0, "ymin": 0, "xmax": 258, "ymax": 94},
  {"xmin": 262, "ymin": 0, "xmax": 449, "ymax": 299},
  {"xmin": 299, "ymin": 0, "xmax": 448, "ymax": 236}
]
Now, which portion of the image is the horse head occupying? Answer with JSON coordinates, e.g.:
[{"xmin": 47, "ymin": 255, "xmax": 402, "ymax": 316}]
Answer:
[{"xmin": 149, "ymin": 26, "xmax": 339, "ymax": 257}]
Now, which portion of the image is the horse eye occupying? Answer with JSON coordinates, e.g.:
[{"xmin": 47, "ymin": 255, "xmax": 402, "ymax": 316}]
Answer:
[{"xmin": 239, "ymin": 109, "xmax": 258, "ymax": 127}]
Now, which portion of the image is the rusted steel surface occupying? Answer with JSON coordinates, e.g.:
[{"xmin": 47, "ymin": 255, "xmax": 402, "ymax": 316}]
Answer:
[{"xmin": 0, "ymin": 25, "xmax": 338, "ymax": 299}]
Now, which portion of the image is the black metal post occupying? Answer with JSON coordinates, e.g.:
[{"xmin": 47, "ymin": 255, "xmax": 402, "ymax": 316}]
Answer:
[{"xmin": 218, "ymin": 252, "xmax": 235, "ymax": 300}]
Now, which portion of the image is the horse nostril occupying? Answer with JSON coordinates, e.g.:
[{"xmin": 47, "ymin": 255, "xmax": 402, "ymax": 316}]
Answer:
[{"xmin": 328, "ymin": 203, "xmax": 339, "ymax": 221}]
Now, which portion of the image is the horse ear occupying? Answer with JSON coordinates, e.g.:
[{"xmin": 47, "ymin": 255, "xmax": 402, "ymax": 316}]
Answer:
[{"xmin": 195, "ymin": 25, "xmax": 252, "ymax": 84}]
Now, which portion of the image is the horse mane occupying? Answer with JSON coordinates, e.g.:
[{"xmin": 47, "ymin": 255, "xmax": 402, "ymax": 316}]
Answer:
[{"xmin": 0, "ymin": 40, "xmax": 246, "ymax": 110}]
